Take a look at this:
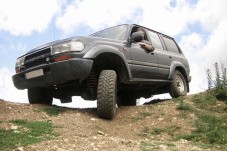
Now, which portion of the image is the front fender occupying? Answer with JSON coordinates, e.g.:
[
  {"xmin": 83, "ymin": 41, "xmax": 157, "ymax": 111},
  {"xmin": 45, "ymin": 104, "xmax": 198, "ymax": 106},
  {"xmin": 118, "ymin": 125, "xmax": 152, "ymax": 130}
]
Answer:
[{"xmin": 83, "ymin": 45, "xmax": 132, "ymax": 79}]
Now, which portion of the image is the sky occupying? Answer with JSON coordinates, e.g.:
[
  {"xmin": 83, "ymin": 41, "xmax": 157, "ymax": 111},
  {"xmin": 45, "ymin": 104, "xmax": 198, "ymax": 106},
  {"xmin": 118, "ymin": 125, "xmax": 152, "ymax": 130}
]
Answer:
[{"xmin": 0, "ymin": 0, "xmax": 227, "ymax": 107}]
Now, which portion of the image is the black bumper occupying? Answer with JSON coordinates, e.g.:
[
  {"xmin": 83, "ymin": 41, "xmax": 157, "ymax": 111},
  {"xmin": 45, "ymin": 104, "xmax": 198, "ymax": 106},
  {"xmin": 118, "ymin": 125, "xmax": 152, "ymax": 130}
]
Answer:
[{"xmin": 12, "ymin": 58, "xmax": 93, "ymax": 89}]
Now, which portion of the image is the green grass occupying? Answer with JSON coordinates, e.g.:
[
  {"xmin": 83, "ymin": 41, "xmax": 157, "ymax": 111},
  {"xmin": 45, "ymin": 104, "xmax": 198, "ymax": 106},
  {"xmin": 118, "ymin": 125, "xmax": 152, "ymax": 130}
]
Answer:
[
  {"xmin": 176, "ymin": 97, "xmax": 193, "ymax": 111},
  {"xmin": 174, "ymin": 91, "xmax": 227, "ymax": 150},
  {"xmin": 41, "ymin": 106, "xmax": 66, "ymax": 116},
  {"xmin": 0, "ymin": 120, "xmax": 58, "ymax": 150},
  {"xmin": 139, "ymin": 125, "xmax": 181, "ymax": 138},
  {"xmin": 192, "ymin": 92, "xmax": 217, "ymax": 109},
  {"xmin": 131, "ymin": 112, "xmax": 152, "ymax": 122},
  {"xmin": 152, "ymin": 126, "xmax": 181, "ymax": 136},
  {"xmin": 175, "ymin": 114, "xmax": 227, "ymax": 149}
]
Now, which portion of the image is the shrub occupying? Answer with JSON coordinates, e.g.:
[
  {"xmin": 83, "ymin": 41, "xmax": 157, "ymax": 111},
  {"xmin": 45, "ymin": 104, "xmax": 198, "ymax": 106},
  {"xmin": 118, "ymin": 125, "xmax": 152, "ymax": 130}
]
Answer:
[{"xmin": 206, "ymin": 62, "xmax": 227, "ymax": 102}]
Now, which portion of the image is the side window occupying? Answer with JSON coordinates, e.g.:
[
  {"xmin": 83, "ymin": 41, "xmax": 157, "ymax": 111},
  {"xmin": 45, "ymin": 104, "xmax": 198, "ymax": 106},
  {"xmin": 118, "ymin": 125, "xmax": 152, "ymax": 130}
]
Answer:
[
  {"xmin": 147, "ymin": 31, "xmax": 163, "ymax": 50},
  {"xmin": 162, "ymin": 36, "xmax": 180, "ymax": 53}
]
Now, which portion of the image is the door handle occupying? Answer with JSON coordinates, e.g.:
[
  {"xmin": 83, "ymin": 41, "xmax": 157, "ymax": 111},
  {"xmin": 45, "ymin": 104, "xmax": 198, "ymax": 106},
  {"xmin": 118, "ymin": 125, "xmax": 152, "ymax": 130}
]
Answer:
[{"xmin": 169, "ymin": 56, "xmax": 172, "ymax": 59}]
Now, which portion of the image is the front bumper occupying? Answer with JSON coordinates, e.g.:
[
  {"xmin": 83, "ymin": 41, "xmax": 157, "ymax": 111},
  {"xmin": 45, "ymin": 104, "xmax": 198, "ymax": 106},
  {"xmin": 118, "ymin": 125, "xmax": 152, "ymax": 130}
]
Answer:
[{"xmin": 12, "ymin": 58, "xmax": 93, "ymax": 89}]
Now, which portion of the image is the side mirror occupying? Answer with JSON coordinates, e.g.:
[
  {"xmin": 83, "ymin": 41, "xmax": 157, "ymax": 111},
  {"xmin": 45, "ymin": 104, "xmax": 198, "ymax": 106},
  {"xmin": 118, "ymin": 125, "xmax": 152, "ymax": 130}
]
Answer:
[{"xmin": 130, "ymin": 32, "xmax": 143, "ymax": 43}]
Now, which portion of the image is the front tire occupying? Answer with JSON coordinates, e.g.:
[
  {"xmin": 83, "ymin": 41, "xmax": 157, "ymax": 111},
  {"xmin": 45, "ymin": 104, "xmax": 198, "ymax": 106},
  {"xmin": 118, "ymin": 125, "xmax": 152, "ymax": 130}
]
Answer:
[
  {"xmin": 97, "ymin": 70, "xmax": 117, "ymax": 119},
  {"xmin": 169, "ymin": 70, "xmax": 187, "ymax": 98},
  {"xmin": 28, "ymin": 88, "xmax": 53, "ymax": 105}
]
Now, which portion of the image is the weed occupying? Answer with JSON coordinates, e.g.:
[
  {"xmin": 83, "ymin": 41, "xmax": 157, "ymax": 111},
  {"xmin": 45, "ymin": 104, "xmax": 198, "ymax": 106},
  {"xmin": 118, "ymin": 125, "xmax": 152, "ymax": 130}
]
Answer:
[
  {"xmin": 139, "ymin": 126, "xmax": 181, "ymax": 138},
  {"xmin": 176, "ymin": 114, "xmax": 227, "ymax": 145},
  {"xmin": 139, "ymin": 126, "xmax": 152, "ymax": 137},
  {"xmin": 205, "ymin": 62, "xmax": 227, "ymax": 102},
  {"xmin": 176, "ymin": 97, "xmax": 193, "ymax": 111},
  {"xmin": 192, "ymin": 92, "xmax": 216, "ymax": 109},
  {"xmin": 0, "ymin": 119, "xmax": 58, "ymax": 150},
  {"xmin": 41, "ymin": 106, "xmax": 66, "ymax": 116},
  {"xmin": 140, "ymin": 141, "xmax": 175, "ymax": 151},
  {"xmin": 131, "ymin": 112, "xmax": 152, "ymax": 122},
  {"xmin": 152, "ymin": 126, "xmax": 181, "ymax": 136}
]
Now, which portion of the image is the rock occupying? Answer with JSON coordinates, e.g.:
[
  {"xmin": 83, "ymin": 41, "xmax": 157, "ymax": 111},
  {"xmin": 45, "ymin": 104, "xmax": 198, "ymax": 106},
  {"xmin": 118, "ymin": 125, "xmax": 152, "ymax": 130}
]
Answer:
[
  {"xmin": 91, "ymin": 118, "xmax": 97, "ymax": 121},
  {"xmin": 11, "ymin": 125, "xmax": 18, "ymax": 130},
  {"xmin": 97, "ymin": 130, "xmax": 105, "ymax": 136},
  {"xmin": 14, "ymin": 147, "xmax": 24, "ymax": 151},
  {"xmin": 158, "ymin": 118, "xmax": 164, "ymax": 121}
]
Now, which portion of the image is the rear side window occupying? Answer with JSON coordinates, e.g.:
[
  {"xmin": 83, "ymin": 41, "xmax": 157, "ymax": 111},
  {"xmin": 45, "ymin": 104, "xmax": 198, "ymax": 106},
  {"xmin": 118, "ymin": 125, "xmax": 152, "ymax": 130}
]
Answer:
[
  {"xmin": 162, "ymin": 36, "xmax": 180, "ymax": 53},
  {"xmin": 147, "ymin": 31, "xmax": 163, "ymax": 50}
]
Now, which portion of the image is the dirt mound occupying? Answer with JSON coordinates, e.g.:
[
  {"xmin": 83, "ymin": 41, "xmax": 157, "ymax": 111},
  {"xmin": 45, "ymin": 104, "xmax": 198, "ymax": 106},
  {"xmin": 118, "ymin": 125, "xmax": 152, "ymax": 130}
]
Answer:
[{"xmin": 0, "ymin": 98, "xmax": 215, "ymax": 151}]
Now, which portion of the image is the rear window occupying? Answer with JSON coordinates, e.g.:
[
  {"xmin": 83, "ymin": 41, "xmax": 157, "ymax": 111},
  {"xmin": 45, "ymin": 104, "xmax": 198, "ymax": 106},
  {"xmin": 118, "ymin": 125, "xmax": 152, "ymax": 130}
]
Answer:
[{"xmin": 162, "ymin": 36, "xmax": 180, "ymax": 53}]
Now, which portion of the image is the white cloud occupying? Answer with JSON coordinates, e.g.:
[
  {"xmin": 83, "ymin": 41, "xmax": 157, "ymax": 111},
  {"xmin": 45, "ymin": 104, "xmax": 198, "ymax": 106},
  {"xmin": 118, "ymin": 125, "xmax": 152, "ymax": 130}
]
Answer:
[
  {"xmin": 0, "ymin": 67, "xmax": 28, "ymax": 103},
  {"xmin": 56, "ymin": 0, "xmax": 197, "ymax": 36},
  {"xmin": 56, "ymin": 0, "xmax": 143, "ymax": 34},
  {"xmin": 139, "ymin": 0, "xmax": 195, "ymax": 36},
  {"xmin": 179, "ymin": 1, "xmax": 227, "ymax": 93},
  {"xmin": 192, "ymin": 0, "xmax": 227, "ymax": 32},
  {"xmin": 0, "ymin": 0, "xmax": 61, "ymax": 36}
]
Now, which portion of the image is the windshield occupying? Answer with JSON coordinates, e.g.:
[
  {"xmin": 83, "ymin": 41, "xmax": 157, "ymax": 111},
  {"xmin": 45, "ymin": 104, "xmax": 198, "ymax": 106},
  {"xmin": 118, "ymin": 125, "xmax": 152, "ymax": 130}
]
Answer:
[{"xmin": 90, "ymin": 25, "xmax": 128, "ymax": 41}]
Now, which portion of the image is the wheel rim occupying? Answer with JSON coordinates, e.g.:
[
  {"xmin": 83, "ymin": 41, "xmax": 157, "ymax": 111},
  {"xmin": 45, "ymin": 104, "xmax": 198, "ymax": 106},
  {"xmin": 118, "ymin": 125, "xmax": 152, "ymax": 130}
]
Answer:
[{"xmin": 176, "ymin": 75, "xmax": 185, "ymax": 92}]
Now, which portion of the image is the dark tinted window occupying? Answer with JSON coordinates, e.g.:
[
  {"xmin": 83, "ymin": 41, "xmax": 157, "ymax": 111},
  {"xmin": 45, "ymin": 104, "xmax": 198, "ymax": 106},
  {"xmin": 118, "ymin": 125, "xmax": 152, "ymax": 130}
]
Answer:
[
  {"xmin": 147, "ymin": 31, "xmax": 163, "ymax": 49},
  {"xmin": 162, "ymin": 36, "xmax": 179, "ymax": 53},
  {"xmin": 90, "ymin": 25, "xmax": 127, "ymax": 41}
]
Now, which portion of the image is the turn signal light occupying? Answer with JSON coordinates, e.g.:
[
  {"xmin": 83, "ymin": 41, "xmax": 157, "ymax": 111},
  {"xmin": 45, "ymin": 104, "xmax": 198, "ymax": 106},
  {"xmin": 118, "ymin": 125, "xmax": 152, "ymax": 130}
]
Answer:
[{"xmin": 54, "ymin": 54, "xmax": 71, "ymax": 62}]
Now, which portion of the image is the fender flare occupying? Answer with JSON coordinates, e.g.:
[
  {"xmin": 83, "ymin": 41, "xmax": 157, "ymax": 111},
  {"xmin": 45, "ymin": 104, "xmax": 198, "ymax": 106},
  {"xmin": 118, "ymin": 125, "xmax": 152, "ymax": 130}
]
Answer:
[
  {"xmin": 168, "ymin": 61, "xmax": 190, "ymax": 92},
  {"xmin": 83, "ymin": 45, "xmax": 132, "ymax": 79},
  {"xmin": 168, "ymin": 61, "xmax": 187, "ymax": 80}
]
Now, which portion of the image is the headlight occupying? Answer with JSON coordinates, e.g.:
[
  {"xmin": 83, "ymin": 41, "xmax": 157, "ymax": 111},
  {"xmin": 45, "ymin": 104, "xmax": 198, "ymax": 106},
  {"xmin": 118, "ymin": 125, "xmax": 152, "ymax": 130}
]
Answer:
[
  {"xmin": 51, "ymin": 41, "xmax": 84, "ymax": 55},
  {"xmin": 15, "ymin": 56, "xmax": 25, "ymax": 67}
]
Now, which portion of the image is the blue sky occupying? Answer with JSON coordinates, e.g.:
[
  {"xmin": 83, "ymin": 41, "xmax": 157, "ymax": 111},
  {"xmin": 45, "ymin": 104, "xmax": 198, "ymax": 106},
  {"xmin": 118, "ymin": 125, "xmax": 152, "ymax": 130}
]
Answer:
[{"xmin": 0, "ymin": 0, "xmax": 227, "ymax": 106}]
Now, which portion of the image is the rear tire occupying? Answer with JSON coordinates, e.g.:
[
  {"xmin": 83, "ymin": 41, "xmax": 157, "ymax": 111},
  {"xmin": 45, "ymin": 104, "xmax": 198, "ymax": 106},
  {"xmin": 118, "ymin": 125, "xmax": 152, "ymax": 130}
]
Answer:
[
  {"xmin": 169, "ymin": 70, "xmax": 187, "ymax": 98},
  {"xmin": 97, "ymin": 70, "xmax": 117, "ymax": 119},
  {"xmin": 28, "ymin": 88, "xmax": 53, "ymax": 105}
]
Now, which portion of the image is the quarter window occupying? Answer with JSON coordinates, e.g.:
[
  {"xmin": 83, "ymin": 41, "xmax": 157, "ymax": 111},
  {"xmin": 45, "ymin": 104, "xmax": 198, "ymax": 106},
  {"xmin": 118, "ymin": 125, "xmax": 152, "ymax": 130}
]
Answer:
[
  {"xmin": 147, "ymin": 31, "xmax": 163, "ymax": 50},
  {"xmin": 162, "ymin": 36, "xmax": 180, "ymax": 53}
]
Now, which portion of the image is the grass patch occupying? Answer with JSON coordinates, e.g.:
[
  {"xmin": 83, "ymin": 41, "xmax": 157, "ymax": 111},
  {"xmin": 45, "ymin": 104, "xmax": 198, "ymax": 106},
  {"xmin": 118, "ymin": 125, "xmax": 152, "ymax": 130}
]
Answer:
[
  {"xmin": 176, "ymin": 114, "xmax": 227, "ymax": 145},
  {"xmin": 175, "ymin": 91, "xmax": 227, "ymax": 150},
  {"xmin": 176, "ymin": 97, "xmax": 193, "ymax": 111},
  {"xmin": 192, "ymin": 92, "xmax": 217, "ymax": 109},
  {"xmin": 131, "ymin": 112, "xmax": 152, "ymax": 122},
  {"xmin": 139, "ymin": 126, "xmax": 181, "ymax": 138},
  {"xmin": 41, "ymin": 106, "xmax": 66, "ymax": 116},
  {"xmin": 0, "ymin": 119, "xmax": 58, "ymax": 150},
  {"xmin": 140, "ymin": 141, "xmax": 175, "ymax": 151},
  {"xmin": 152, "ymin": 126, "xmax": 181, "ymax": 136}
]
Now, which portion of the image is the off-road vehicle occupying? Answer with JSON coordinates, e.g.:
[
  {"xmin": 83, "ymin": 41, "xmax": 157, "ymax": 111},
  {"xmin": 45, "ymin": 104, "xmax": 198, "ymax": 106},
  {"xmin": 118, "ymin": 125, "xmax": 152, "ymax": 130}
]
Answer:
[{"xmin": 12, "ymin": 24, "xmax": 191, "ymax": 119}]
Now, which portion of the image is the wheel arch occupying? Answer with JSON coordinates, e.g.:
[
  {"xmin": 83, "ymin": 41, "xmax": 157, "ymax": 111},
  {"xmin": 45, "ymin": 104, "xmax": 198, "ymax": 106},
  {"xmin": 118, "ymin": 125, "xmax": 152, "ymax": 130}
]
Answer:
[
  {"xmin": 168, "ymin": 61, "xmax": 190, "ymax": 92},
  {"xmin": 93, "ymin": 52, "xmax": 131, "ymax": 83},
  {"xmin": 83, "ymin": 45, "xmax": 132, "ymax": 83}
]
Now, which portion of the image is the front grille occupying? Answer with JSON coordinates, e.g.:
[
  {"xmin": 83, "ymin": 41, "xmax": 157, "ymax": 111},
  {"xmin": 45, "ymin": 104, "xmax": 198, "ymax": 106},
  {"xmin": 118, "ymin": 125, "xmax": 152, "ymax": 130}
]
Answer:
[{"xmin": 24, "ymin": 47, "xmax": 51, "ymax": 69}]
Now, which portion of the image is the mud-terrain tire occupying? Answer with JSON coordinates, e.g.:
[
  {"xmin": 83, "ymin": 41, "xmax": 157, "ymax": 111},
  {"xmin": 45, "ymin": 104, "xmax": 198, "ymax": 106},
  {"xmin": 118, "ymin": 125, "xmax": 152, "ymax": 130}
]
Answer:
[
  {"xmin": 169, "ymin": 70, "xmax": 187, "ymax": 98},
  {"xmin": 28, "ymin": 88, "xmax": 53, "ymax": 105},
  {"xmin": 97, "ymin": 70, "xmax": 117, "ymax": 119}
]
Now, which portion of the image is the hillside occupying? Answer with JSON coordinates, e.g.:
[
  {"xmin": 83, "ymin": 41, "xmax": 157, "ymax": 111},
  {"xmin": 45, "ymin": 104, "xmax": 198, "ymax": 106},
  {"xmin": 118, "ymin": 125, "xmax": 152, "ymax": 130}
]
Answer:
[{"xmin": 0, "ymin": 94, "xmax": 227, "ymax": 151}]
